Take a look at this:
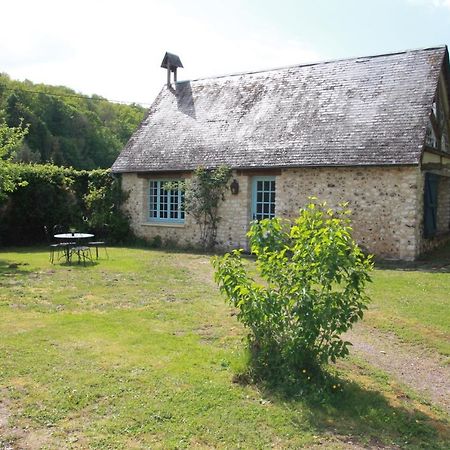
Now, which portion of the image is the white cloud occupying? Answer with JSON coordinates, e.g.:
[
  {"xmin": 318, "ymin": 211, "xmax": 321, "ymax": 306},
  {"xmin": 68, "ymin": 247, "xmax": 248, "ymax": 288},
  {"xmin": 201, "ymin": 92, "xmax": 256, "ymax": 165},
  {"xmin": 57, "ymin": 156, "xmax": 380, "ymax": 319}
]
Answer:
[
  {"xmin": 0, "ymin": 0, "xmax": 320, "ymax": 105},
  {"xmin": 406, "ymin": 0, "xmax": 450, "ymax": 8},
  {"xmin": 431, "ymin": 0, "xmax": 450, "ymax": 6}
]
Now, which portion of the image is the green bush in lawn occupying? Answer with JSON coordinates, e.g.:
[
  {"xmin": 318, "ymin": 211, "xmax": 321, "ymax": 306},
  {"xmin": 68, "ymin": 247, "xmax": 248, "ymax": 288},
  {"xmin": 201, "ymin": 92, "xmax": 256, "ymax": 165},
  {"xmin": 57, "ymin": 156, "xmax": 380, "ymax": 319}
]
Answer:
[{"xmin": 212, "ymin": 200, "xmax": 373, "ymax": 379}]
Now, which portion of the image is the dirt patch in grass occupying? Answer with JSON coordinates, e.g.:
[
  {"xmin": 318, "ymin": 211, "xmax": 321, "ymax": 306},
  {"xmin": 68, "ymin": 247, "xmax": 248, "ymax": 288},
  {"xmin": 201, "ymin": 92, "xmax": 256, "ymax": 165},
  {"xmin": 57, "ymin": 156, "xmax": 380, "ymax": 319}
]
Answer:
[
  {"xmin": 0, "ymin": 399, "xmax": 10, "ymax": 430},
  {"xmin": 345, "ymin": 324, "xmax": 450, "ymax": 413},
  {"xmin": 16, "ymin": 429, "xmax": 54, "ymax": 450},
  {"xmin": 195, "ymin": 323, "xmax": 220, "ymax": 345},
  {"xmin": 0, "ymin": 390, "xmax": 55, "ymax": 450},
  {"xmin": 0, "ymin": 391, "xmax": 15, "ymax": 450},
  {"xmin": 306, "ymin": 434, "xmax": 394, "ymax": 449}
]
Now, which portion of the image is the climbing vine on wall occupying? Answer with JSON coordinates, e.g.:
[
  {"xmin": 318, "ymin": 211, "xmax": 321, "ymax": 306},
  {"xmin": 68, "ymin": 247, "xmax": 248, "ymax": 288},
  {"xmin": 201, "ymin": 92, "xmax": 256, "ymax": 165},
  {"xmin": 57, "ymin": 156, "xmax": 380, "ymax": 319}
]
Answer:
[{"xmin": 166, "ymin": 166, "xmax": 232, "ymax": 249}]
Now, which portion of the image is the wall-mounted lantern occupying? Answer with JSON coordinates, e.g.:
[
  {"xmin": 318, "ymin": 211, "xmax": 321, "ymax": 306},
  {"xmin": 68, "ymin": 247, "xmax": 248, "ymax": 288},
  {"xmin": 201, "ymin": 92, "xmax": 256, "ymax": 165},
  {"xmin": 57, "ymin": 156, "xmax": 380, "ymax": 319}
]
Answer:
[{"xmin": 230, "ymin": 179, "xmax": 239, "ymax": 195}]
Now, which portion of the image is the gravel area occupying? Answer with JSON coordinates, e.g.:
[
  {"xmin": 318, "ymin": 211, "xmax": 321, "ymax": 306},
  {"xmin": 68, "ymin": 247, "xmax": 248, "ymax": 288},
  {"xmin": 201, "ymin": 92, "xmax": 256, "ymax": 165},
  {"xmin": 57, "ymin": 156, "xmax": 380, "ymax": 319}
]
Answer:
[{"xmin": 345, "ymin": 324, "xmax": 450, "ymax": 413}]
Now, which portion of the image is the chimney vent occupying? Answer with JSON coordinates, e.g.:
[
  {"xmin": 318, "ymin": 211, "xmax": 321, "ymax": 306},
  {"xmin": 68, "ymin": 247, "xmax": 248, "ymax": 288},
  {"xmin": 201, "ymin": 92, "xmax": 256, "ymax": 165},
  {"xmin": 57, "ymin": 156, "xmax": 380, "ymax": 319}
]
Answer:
[{"xmin": 161, "ymin": 52, "xmax": 183, "ymax": 87}]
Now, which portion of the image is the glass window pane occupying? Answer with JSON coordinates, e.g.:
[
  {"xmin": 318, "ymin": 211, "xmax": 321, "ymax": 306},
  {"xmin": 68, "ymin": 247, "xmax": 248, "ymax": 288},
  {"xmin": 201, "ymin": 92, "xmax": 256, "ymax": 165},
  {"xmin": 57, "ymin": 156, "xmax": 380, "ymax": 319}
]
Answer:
[
  {"xmin": 150, "ymin": 179, "xmax": 185, "ymax": 222},
  {"xmin": 253, "ymin": 178, "xmax": 276, "ymax": 221}
]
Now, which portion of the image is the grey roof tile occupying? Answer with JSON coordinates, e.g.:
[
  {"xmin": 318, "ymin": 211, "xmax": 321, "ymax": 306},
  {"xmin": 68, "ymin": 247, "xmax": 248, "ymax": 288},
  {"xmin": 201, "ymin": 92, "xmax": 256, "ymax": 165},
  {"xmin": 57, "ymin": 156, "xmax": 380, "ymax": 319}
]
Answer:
[{"xmin": 112, "ymin": 46, "xmax": 448, "ymax": 173}]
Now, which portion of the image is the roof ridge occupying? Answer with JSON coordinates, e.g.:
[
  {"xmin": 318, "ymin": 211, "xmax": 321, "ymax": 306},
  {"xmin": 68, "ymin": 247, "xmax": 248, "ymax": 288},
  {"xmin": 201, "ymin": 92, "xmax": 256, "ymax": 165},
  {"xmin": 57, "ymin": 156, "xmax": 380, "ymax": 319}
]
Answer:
[{"xmin": 174, "ymin": 45, "xmax": 447, "ymax": 84}]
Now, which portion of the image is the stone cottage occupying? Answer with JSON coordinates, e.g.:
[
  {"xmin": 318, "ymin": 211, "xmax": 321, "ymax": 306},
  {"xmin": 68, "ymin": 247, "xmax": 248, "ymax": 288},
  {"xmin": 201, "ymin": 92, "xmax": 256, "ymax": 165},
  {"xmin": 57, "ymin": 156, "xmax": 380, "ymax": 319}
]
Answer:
[{"xmin": 112, "ymin": 46, "xmax": 450, "ymax": 260}]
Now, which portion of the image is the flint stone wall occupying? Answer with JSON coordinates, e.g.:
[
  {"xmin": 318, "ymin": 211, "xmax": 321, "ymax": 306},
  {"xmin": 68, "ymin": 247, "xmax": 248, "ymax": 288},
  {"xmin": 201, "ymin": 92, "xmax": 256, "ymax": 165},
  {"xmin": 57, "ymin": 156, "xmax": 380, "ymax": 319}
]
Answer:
[
  {"xmin": 120, "ymin": 165, "xmax": 447, "ymax": 260},
  {"xmin": 120, "ymin": 172, "xmax": 251, "ymax": 250}
]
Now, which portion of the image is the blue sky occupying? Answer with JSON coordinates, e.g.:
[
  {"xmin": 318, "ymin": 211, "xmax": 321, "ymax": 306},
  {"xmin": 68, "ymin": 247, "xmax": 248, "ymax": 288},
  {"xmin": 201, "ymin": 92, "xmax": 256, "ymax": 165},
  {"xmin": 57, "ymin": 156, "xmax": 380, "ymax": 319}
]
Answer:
[{"xmin": 1, "ymin": 0, "xmax": 449, "ymax": 105}]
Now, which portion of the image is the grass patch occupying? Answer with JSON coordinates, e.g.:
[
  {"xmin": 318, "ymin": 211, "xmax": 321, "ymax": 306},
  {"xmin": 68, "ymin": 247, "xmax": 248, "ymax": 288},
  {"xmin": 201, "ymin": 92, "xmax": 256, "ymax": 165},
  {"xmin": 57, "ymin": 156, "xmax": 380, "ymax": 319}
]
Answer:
[
  {"xmin": 0, "ymin": 246, "xmax": 449, "ymax": 449},
  {"xmin": 367, "ymin": 268, "xmax": 450, "ymax": 357}
]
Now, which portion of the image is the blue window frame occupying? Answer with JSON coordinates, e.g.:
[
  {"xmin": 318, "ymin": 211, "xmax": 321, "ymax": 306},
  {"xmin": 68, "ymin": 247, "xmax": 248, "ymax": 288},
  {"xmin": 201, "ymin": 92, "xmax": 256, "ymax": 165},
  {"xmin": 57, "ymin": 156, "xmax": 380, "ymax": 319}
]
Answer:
[
  {"xmin": 149, "ymin": 180, "xmax": 185, "ymax": 223},
  {"xmin": 252, "ymin": 176, "xmax": 276, "ymax": 221}
]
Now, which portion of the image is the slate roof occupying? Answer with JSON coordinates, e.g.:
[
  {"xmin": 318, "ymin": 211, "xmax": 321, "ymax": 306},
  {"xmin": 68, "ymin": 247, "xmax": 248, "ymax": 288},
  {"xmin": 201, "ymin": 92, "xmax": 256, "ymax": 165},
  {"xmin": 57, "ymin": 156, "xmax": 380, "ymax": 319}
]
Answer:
[{"xmin": 112, "ymin": 46, "xmax": 449, "ymax": 173}]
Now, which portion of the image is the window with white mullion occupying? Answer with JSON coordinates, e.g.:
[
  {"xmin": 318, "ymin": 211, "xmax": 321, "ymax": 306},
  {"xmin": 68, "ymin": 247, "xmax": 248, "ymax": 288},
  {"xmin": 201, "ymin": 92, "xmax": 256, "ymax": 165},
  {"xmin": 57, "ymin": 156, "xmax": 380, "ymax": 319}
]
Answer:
[
  {"xmin": 180, "ymin": 189, "xmax": 185, "ymax": 220},
  {"xmin": 149, "ymin": 181, "xmax": 158, "ymax": 220},
  {"xmin": 170, "ymin": 188, "xmax": 180, "ymax": 219},
  {"xmin": 252, "ymin": 177, "xmax": 276, "ymax": 221},
  {"xmin": 149, "ymin": 180, "xmax": 185, "ymax": 223},
  {"xmin": 161, "ymin": 186, "xmax": 168, "ymax": 219}
]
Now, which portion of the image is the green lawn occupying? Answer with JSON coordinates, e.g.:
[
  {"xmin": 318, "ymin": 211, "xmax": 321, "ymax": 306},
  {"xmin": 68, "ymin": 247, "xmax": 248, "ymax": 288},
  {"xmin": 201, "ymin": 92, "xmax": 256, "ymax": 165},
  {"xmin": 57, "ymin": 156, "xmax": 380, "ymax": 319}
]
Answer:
[
  {"xmin": 0, "ymin": 247, "xmax": 449, "ymax": 449},
  {"xmin": 367, "ymin": 269, "xmax": 450, "ymax": 357}
]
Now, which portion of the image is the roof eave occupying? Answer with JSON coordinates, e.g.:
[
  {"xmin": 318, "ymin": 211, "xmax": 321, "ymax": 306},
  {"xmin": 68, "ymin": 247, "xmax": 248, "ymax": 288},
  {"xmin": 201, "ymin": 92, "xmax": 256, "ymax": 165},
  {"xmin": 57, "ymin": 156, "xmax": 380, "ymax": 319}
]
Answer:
[{"xmin": 111, "ymin": 161, "xmax": 420, "ymax": 175}]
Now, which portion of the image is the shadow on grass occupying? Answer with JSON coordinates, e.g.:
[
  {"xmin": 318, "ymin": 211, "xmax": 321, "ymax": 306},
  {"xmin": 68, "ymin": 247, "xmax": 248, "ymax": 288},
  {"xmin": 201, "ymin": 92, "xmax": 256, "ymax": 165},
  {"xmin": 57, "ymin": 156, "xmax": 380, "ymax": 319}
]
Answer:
[
  {"xmin": 376, "ymin": 259, "xmax": 450, "ymax": 273},
  {"xmin": 0, "ymin": 259, "xmax": 32, "ymax": 277},
  {"xmin": 130, "ymin": 238, "xmax": 450, "ymax": 273},
  {"xmin": 127, "ymin": 241, "xmax": 217, "ymax": 258},
  {"xmin": 0, "ymin": 247, "xmax": 99, "ymax": 277},
  {"xmin": 375, "ymin": 241, "xmax": 450, "ymax": 273},
  {"xmin": 237, "ymin": 367, "xmax": 449, "ymax": 449}
]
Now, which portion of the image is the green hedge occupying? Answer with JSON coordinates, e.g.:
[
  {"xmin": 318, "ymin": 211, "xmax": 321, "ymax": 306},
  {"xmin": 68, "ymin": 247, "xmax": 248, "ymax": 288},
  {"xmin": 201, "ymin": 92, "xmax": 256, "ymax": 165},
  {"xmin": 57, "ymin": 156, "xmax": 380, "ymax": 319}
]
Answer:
[{"xmin": 0, "ymin": 164, "xmax": 130, "ymax": 245}]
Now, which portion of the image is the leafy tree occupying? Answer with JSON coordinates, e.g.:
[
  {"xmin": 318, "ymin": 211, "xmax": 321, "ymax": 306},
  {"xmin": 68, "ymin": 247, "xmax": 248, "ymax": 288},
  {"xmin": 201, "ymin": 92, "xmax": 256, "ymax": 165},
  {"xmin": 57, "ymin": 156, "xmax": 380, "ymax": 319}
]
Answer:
[
  {"xmin": 0, "ymin": 117, "xmax": 28, "ymax": 199},
  {"xmin": 12, "ymin": 142, "xmax": 41, "ymax": 163},
  {"xmin": 0, "ymin": 117, "xmax": 27, "ymax": 158},
  {"xmin": 212, "ymin": 200, "xmax": 373, "ymax": 379},
  {"xmin": 0, "ymin": 73, "xmax": 145, "ymax": 169}
]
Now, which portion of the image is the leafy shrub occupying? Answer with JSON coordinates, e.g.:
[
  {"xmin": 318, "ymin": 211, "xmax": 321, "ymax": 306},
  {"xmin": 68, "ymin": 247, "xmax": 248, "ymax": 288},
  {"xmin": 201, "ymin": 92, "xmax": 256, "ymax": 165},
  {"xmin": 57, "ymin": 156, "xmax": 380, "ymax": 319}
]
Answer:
[
  {"xmin": 0, "ymin": 163, "xmax": 131, "ymax": 245},
  {"xmin": 0, "ymin": 164, "xmax": 82, "ymax": 244},
  {"xmin": 212, "ymin": 200, "xmax": 373, "ymax": 379}
]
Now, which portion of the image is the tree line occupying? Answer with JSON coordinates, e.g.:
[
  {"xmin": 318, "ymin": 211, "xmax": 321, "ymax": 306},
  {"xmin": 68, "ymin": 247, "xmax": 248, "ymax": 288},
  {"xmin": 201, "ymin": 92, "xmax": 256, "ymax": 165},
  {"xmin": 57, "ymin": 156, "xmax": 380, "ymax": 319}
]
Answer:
[{"xmin": 0, "ymin": 73, "xmax": 146, "ymax": 169}]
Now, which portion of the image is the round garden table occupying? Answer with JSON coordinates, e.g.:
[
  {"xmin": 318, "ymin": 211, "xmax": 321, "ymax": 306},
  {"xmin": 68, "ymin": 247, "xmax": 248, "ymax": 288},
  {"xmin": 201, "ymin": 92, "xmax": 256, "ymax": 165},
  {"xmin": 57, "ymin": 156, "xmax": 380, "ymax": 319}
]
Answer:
[
  {"xmin": 54, "ymin": 233, "xmax": 94, "ymax": 240},
  {"xmin": 54, "ymin": 233, "xmax": 94, "ymax": 263}
]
